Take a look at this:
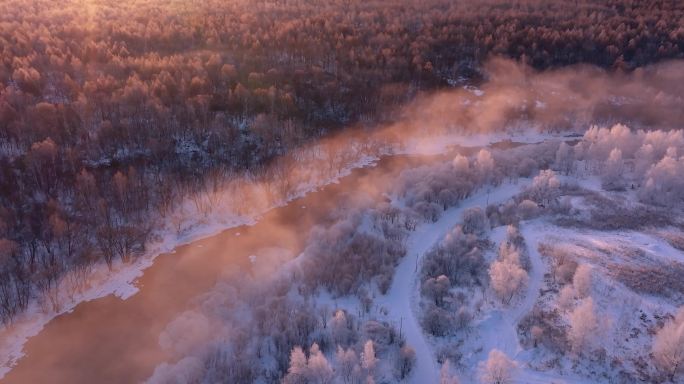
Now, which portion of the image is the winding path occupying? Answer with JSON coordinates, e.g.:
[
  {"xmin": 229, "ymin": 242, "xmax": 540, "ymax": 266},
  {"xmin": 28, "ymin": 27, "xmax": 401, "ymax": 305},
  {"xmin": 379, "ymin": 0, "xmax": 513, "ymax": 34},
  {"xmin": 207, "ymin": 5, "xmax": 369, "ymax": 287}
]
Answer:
[{"xmin": 376, "ymin": 181, "xmax": 529, "ymax": 383}]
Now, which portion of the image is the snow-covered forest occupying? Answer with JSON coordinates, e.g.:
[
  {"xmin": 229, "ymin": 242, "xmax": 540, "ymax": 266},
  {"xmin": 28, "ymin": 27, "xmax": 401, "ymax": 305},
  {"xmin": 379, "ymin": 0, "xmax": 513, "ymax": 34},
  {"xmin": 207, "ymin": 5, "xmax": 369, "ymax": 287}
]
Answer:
[
  {"xmin": 139, "ymin": 127, "xmax": 684, "ymax": 384},
  {"xmin": 2, "ymin": 0, "xmax": 684, "ymax": 383}
]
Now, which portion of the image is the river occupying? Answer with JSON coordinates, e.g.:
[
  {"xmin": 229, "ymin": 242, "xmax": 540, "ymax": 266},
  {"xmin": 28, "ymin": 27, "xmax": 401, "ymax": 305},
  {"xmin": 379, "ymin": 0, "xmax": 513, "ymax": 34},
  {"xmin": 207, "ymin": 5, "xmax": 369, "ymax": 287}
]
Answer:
[{"xmin": 1, "ymin": 148, "xmax": 468, "ymax": 384}]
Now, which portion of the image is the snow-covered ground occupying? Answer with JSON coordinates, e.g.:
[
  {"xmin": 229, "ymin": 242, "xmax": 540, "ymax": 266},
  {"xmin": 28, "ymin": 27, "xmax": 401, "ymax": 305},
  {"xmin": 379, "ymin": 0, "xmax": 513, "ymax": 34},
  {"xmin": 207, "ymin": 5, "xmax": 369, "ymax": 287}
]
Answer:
[
  {"xmin": 457, "ymin": 220, "xmax": 592, "ymax": 384},
  {"xmin": 392, "ymin": 170, "xmax": 684, "ymax": 383},
  {"xmin": 0, "ymin": 130, "xmax": 564, "ymax": 380}
]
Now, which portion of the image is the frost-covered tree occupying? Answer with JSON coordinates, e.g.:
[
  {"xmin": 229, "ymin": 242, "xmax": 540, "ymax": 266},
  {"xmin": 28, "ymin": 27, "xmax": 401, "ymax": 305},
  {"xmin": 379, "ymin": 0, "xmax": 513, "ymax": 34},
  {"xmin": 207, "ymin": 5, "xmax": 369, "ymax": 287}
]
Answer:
[
  {"xmin": 475, "ymin": 149, "xmax": 495, "ymax": 183},
  {"xmin": 331, "ymin": 310, "xmax": 353, "ymax": 346},
  {"xmin": 505, "ymin": 225, "xmax": 525, "ymax": 248},
  {"xmin": 396, "ymin": 345, "xmax": 416, "ymax": 379},
  {"xmin": 498, "ymin": 200, "xmax": 519, "ymax": 225},
  {"xmin": 554, "ymin": 141, "xmax": 574, "ymax": 175},
  {"xmin": 517, "ymin": 199, "xmax": 539, "ymax": 220},
  {"xmin": 568, "ymin": 297, "xmax": 598, "ymax": 354},
  {"xmin": 581, "ymin": 124, "xmax": 638, "ymax": 165},
  {"xmin": 422, "ymin": 275, "xmax": 451, "ymax": 307},
  {"xmin": 526, "ymin": 169, "xmax": 560, "ymax": 206},
  {"xmin": 361, "ymin": 340, "xmax": 378, "ymax": 378},
  {"xmin": 517, "ymin": 156, "xmax": 539, "ymax": 178},
  {"xmin": 440, "ymin": 359, "xmax": 460, "ymax": 384},
  {"xmin": 601, "ymin": 148, "xmax": 626, "ymax": 190},
  {"xmin": 479, "ymin": 349, "xmax": 516, "ymax": 384},
  {"xmin": 283, "ymin": 346, "xmax": 308, "ymax": 384},
  {"xmin": 639, "ymin": 152, "xmax": 684, "ymax": 206},
  {"xmin": 453, "ymin": 154, "xmax": 470, "ymax": 174},
  {"xmin": 572, "ymin": 264, "xmax": 592, "ymax": 299},
  {"xmin": 531, "ymin": 325, "xmax": 544, "ymax": 348},
  {"xmin": 475, "ymin": 149, "xmax": 496, "ymax": 204},
  {"xmin": 423, "ymin": 304, "xmax": 454, "ymax": 336},
  {"xmin": 558, "ymin": 284, "xmax": 576, "ymax": 310},
  {"xmin": 307, "ymin": 343, "xmax": 333, "ymax": 384},
  {"xmin": 462, "ymin": 206, "xmax": 489, "ymax": 236},
  {"xmin": 489, "ymin": 258, "xmax": 528, "ymax": 303},
  {"xmin": 652, "ymin": 307, "xmax": 684, "ymax": 382},
  {"xmin": 336, "ymin": 346, "xmax": 358, "ymax": 384},
  {"xmin": 634, "ymin": 143, "xmax": 655, "ymax": 181}
]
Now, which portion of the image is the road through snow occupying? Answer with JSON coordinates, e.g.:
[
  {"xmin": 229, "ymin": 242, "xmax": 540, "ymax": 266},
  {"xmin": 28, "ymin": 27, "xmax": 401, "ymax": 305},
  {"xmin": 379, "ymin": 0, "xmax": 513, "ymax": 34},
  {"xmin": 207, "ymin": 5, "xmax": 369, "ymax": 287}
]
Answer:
[{"xmin": 376, "ymin": 180, "xmax": 530, "ymax": 383}]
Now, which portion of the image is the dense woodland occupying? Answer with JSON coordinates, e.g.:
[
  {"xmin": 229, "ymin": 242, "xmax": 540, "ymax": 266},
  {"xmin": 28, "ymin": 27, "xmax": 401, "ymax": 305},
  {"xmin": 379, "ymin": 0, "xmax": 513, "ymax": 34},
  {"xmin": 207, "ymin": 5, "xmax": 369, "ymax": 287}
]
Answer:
[{"xmin": 2, "ymin": 0, "xmax": 684, "ymax": 323}]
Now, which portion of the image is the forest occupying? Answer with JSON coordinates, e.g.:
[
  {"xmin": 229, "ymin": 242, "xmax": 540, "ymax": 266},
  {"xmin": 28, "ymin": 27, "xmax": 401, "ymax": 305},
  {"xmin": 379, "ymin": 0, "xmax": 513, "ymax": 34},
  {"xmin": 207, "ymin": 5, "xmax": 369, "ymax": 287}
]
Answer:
[
  {"xmin": 1, "ymin": 1, "xmax": 684, "ymax": 383},
  {"xmin": 2, "ymin": 0, "xmax": 684, "ymax": 323}
]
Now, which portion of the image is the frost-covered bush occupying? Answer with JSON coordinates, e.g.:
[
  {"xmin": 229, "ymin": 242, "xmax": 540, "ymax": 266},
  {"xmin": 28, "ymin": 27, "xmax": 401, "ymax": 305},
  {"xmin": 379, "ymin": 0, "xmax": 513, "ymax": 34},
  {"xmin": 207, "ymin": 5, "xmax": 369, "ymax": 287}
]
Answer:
[
  {"xmin": 538, "ymin": 243, "xmax": 578, "ymax": 284},
  {"xmin": 396, "ymin": 345, "xmax": 416, "ymax": 380},
  {"xmin": 423, "ymin": 304, "xmax": 455, "ymax": 336},
  {"xmin": 504, "ymin": 225, "xmax": 526, "ymax": 250},
  {"xmin": 517, "ymin": 199, "xmax": 540, "ymax": 220},
  {"xmin": 557, "ymin": 285, "xmax": 576, "ymax": 310},
  {"xmin": 567, "ymin": 297, "xmax": 599, "ymax": 355},
  {"xmin": 462, "ymin": 206, "xmax": 489, "ymax": 236},
  {"xmin": 493, "ymin": 141, "xmax": 557, "ymax": 179},
  {"xmin": 362, "ymin": 321, "xmax": 400, "ymax": 351},
  {"xmin": 518, "ymin": 306, "xmax": 570, "ymax": 353},
  {"xmin": 397, "ymin": 159, "xmax": 477, "ymax": 218},
  {"xmin": 572, "ymin": 264, "xmax": 593, "ymax": 299},
  {"xmin": 413, "ymin": 201, "xmax": 443, "ymax": 222},
  {"xmin": 300, "ymin": 212, "xmax": 407, "ymax": 297},
  {"xmin": 554, "ymin": 189, "xmax": 672, "ymax": 230},
  {"xmin": 651, "ymin": 307, "xmax": 684, "ymax": 382},
  {"xmin": 525, "ymin": 169, "xmax": 561, "ymax": 206},
  {"xmin": 422, "ymin": 275, "xmax": 451, "ymax": 306},
  {"xmin": 614, "ymin": 262, "xmax": 684, "ymax": 301},
  {"xmin": 422, "ymin": 226, "xmax": 487, "ymax": 287},
  {"xmin": 498, "ymin": 200, "xmax": 519, "ymax": 226},
  {"xmin": 475, "ymin": 149, "xmax": 496, "ymax": 185},
  {"xmin": 517, "ymin": 157, "xmax": 539, "ymax": 178}
]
